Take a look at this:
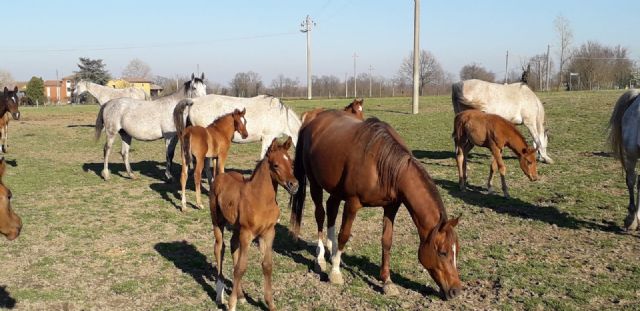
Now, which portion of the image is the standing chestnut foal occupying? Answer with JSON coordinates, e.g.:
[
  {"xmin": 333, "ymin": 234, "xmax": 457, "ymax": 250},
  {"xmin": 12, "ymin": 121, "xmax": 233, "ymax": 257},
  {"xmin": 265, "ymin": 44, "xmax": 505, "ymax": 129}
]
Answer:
[
  {"xmin": 210, "ymin": 137, "xmax": 298, "ymax": 311},
  {"xmin": 177, "ymin": 108, "xmax": 248, "ymax": 211},
  {"xmin": 301, "ymin": 98, "xmax": 364, "ymax": 128},
  {"xmin": 453, "ymin": 110, "xmax": 538, "ymax": 198},
  {"xmin": 0, "ymin": 157, "xmax": 21, "ymax": 240}
]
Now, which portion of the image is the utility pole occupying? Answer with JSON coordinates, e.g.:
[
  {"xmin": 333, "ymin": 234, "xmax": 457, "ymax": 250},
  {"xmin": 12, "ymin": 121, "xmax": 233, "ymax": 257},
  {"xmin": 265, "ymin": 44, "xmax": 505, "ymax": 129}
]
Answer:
[
  {"xmin": 344, "ymin": 72, "xmax": 348, "ymax": 98},
  {"xmin": 352, "ymin": 52, "xmax": 358, "ymax": 97},
  {"xmin": 545, "ymin": 44, "xmax": 551, "ymax": 91},
  {"xmin": 504, "ymin": 50, "xmax": 509, "ymax": 84},
  {"xmin": 56, "ymin": 69, "xmax": 60, "ymax": 105},
  {"xmin": 300, "ymin": 15, "xmax": 315, "ymax": 100},
  {"xmin": 412, "ymin": 0, "xmax": 420, "ymax": 114},
  {"xmin": 368, "ymin": 65, "xmax": 374, "ymax": 97}
]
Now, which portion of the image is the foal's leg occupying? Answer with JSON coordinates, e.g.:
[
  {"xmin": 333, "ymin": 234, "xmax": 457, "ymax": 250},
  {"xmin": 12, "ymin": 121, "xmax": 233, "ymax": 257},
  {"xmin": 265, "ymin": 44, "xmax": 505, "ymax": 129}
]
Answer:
[
  {"xmin": 101, "ymin": 132, "xmax": 117, "ymax": 180},
  {"xmin": 490, "ymin": 146, "xmax": 509, "ymax": 198},
  {"xmin": 455, "ymin": 143, "xmax": 466, "ymax": 191},
  {"xmin": 119, "ymin": 132, "xmax": 136, "ymax": 179},
  {"xmin": 180, "ymin": 143, "xmax": 189, "ymax": 212},
  {"xmin": 204, "ymin": 158, "xmax": 213, "ymax": 186},
  {"xmin": 486, "ymin": 156, "xmax": 498, "ymax": 194},
  {"xmin": 259, "ymin": 227, "xmax": 276, "ymax": 311},
  {"xmin": 310, "ymin": 182, "xmax": 326, "ymax": 272},
  {"xmin": 229, "ymin": 230, "xmax": 251, "ymax": 311},
  {"xmin": 213, "ymin": 224, "xmax": 226, "ymax": 304},
  {"xmin": 329, "ymin": 197, "xmax": 362, "ymax": 285},
  {"xmin": 623, "ymin": 158, "xmax": 639, "ymax": 230},
  {"xmin": 194, "ymin": 156, "xmax": 206, "ymax": 209},
  {"xmin": 164, "ymin": 135, "xmax": 178, "ymax": 182},
  {"xmin": 380, "ymin": 203, "xmax": 401, "ymax": 296}
]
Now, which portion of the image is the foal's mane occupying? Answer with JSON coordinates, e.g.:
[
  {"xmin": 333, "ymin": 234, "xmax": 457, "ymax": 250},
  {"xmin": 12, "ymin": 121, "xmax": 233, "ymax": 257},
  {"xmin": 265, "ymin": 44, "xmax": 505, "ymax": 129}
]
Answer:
[
  {"xmin": 355, "ymin": 118, "xmax": 448, "ymax": 221},
  {"xmin": 208, "ymin": 111, "xmax": 235, "ymax": 128}
]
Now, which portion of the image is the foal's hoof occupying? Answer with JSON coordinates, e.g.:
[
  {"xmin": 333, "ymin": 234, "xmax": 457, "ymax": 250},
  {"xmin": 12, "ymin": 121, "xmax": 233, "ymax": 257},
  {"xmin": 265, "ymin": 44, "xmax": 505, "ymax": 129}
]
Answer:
[
  {"xmin": 315, "ymin": 259, "xmax": 327, "ymax": 273},
  {"xmin": 624, "ymin": 214, "xmax": 639, "ymax": 231},
  {"xmin": 383, "ymin": 282, "xmax": 400, "ymax": 296},
  {"xmin": 196, "ymin": 203, "xmax": 205, "ymax": 210},
  {"xmin": 328, "ymin": 270, "xmax": 344, "ymax": 284},
  {"xmin": 128, "ymin": 173, "xmax": 138, "ymax": 180}
]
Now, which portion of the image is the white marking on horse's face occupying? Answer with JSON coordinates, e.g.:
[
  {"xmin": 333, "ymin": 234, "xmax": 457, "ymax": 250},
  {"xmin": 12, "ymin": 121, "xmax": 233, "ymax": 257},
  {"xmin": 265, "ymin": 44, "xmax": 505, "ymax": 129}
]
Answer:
[
  {"xmin": 358, "ymin": 105, "xmax": 363, "ymax": 111},
  {"xmin": 452, "ymin": 243, "xmax": 457, "ymax": 269}
]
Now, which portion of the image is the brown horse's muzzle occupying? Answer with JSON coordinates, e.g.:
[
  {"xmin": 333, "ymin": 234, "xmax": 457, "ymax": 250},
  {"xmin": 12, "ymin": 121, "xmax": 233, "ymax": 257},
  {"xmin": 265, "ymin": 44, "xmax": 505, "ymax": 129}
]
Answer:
[
  {"xmin": 11, "ymin": 112, "xmax": 19, "ymax": 120},
  {"xmin": 285, "ymin": 180, "xmax": 299, "ymax": 195},
  {"xmin": 443, "ymin": 286, "xmax": 462, "ymax": 300}
]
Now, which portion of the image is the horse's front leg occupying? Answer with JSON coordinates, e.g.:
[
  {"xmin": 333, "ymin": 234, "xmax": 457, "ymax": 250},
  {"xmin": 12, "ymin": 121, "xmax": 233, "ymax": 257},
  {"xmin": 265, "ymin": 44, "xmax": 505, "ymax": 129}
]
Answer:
[
  {"xmin": 310, "ymin": 182, "xmax": 327, "ymax": 273},
  {"xmin": 165, "ymin": 135, "xmax": 178, "ymax": 182},
  {"xmin": 119, "ymin": 132, "xmax": 136, "ymax": 179},
  {"xmin": 101, "ymin": 132, "xmax": 117, "ymax": 180},
  {"xmin": 491, "ymin": 146, "xmax": 509, "ymax": 198},
  {"xmin": 455, "ymin": 144, "xmax": 466, "ymax": 191},
  {"xmin": 487, "ymin": 156, "xmax": 498, "ymax": 194},
  {"xmin": 380, "ymin": 203, "xmax": 401, "ymax": 296},
  {"xmin": 329, "ymin": 197, "xmax": 362, "ymax": 285},
  {"xmin": 624, "ymin": 161, "xmax": 638, "ymax": 230},
  {"xmin": 259, "ymin": 227, "xmax": 276, "ymax": 311}
]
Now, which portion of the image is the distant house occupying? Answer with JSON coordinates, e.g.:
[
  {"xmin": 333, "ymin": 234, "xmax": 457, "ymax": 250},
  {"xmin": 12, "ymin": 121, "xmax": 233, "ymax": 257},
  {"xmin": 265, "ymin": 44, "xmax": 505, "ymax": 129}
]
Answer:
[
  {"xmin": 44, "ymin": 76, "xmax": 75, "ymax": 103},
  {"xmin": 150, "ymin": 84, "xmax": 164, "ymax": 98},
  {"xmin": 107, "ymin": 78, "xmax": 155, "ymax": 98}
]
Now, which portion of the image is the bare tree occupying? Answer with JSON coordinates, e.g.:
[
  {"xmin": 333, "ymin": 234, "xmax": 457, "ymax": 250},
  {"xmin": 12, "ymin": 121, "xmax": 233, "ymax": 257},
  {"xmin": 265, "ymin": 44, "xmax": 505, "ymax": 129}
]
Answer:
[
  {"xmin": 526, "ymin": 55, "xmax": 555, "ymax": 91},
  {"xmin": 459, "ymin": 63, "xmax": 496, "ymax": 82},
  {"xmin": 567, "ymin": 41, "xmax": 633, "ymax": 90},
  {"xmin": 398, "ymin": 50, "xmax": 444, "ymax": 95},
  {"xmin": 554, "ymin": 15, "xmax": 573, "ymax": 90},
  {"xmin": 0, "ymin": 70, "xmax": 15, "ymax": 89},
  {"xmin": 230, "ymin": 71, "xmax": 263, "ymax": 97},
  {"xmin": 122, "ymin": 58, "xmax": 152, "ymax": 79}
]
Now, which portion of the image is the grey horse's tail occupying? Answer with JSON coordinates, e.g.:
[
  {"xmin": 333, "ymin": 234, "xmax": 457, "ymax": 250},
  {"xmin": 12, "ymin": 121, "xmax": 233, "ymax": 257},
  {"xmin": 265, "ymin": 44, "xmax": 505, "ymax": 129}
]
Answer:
[
  {"xmin": 288, "ymin": 127, "xmax": 307, "ymax": 239},
  {"xmin": 94, "ymin": 104, "xmax": 106, "ymax": 141},
  {"xmin": 451, "ymin": 81, "xmax": 467, "ymax": 115},
  {"xmin": 607, "ymin": 90, "xmax": 640, "ymax": 168},
  {"xmin": 174, "ymin": 99, "xmax": 194, "ymax": 169}
]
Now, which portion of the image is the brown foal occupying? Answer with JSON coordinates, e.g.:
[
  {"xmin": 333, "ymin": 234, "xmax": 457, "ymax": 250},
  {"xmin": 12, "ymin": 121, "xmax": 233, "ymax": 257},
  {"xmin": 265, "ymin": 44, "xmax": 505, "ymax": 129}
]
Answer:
[
  {"xmin": 0, "ymin": 157, "xmax": 21, "ymax": 240},
  {"xmin": 301, "ymin": 98, "xmax": 364, "ymax": 128},
  {"xmin": 210, "ymin": 137, "xmax": 298, "ymax": 311},
  {"xmin": 453, "ymin": 109, "xmax": 538, "ymax": 198},
  {"xmin": 178, "ymin": 108, "xmax": 248, "ymax": 211}
]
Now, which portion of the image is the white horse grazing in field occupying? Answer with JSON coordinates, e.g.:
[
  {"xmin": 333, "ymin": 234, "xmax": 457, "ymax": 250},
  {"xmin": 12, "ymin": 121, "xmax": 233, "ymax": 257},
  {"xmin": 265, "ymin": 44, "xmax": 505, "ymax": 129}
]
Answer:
[
  {"xmin": 173, "ymin": 94, "xmax": 302, "ymax": 158},
  {"xmin": 74, "ymin": 80, "xmax": 147, "ymax": 105},
  {"xmin": 94, "ymin": 73, "xmax": 207, "ymax": 181},
  {"xmin": 607, "ymin": 89, "xmax": 640, "ymax": 231},
  {"xmin": 452, "ymin": 79, "xmax": 553, "ymax": 164}
]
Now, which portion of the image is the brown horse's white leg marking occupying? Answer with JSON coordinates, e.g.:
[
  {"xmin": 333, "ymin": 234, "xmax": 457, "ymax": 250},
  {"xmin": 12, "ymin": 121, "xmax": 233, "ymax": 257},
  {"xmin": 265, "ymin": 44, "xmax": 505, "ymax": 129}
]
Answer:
[{"xmin": 452, "ymin": 243, "xmax": 457, "ymax": 269}]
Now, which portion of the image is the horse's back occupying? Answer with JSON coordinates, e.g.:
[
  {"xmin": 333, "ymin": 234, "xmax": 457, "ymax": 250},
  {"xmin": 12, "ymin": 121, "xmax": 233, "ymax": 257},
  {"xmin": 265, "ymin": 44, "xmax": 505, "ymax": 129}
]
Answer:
[{"xmin": 458, "ymin": 79, "xmax": 541, "ymax": 123}]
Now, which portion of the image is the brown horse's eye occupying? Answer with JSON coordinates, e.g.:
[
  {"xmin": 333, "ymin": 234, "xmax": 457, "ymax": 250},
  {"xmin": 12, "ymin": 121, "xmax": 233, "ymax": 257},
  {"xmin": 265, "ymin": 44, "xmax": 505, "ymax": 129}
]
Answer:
[
  {"xmin": 7, "ymin": 191, "xmax": 12, "ymax": 200},
  {"xmin": 438, "ymin": 251, "xmax": 447, "ymax": 257}
]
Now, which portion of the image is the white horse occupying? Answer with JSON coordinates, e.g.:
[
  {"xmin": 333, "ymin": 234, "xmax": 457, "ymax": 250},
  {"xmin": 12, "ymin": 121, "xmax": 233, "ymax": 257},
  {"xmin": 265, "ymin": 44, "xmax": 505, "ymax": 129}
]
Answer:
[
  {"xmin": 607, "ymin": 89, "xmax": 640, "ymax": 231},
  {"xmin": 94, "ymin": 73, "xmax": 207, "ymax": 181},
  {"xmin": 452, "ymin": 79, "xmax": 553, "ymax": 164},
  {"xmin": 74, "ymin": 80, "xmax": 147, "ymax": 105},
  {"xmin": 173, "ymin": 94, "xmax": 302, "ymax": 158}
]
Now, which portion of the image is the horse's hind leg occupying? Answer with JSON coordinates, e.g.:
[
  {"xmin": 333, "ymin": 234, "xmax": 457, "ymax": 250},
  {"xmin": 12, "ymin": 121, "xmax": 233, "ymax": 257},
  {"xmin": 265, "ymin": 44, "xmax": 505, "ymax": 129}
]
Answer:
[
  {"xmin": 623, "ymin": 159, "xmax": 639, "ymax": 230},
  {"xmin": 213, "ymin": 222, "xmax": 226, "ymax": 304},
  {"xmin": 204, "ymin": 158, "xmax": 213, "ymax": 186},
  {"xmin": 310, "ymin": 182, "xmax": 326, "ymax": 272},
  {"xmin": 329, "ymin": 197, "xmax": 362, "ymax": 285},
  {"xmin": 119, "ymin": 132, "xmax": 136, "ymax": 179},
  {"xmin": 380, "ymin": 203, "xmax": 401, "ymax": 296},
  {"xmin": 101, "ymin": 132, "xmax": 117, "ymax": 180},
  {"xmin": 455, "ymin": 143, "xmax": 466, "ymax": 191},
  {"xmin": 259, "ymin": 227, "xmax": 276, "ymax": 310},
  {"xmin": 229, "ymin": 230, "xmax": 251, "ymax": 310},
  {"xmin": 486, "ymin": 156, "xmax": 498, "ymax": 194},
  {"xmin": 194, "ymin": 156, "xmax": 205, "ymax": 209},
  {"xmin": 164, "ymin": 135, "xmax": 178, "ymax": 182}
]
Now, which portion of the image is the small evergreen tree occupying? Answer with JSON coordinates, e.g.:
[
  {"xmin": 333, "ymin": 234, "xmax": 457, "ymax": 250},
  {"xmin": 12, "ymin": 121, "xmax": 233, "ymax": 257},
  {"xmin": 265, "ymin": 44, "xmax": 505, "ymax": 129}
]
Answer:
[
  {"xmin": 75, "ymin": 57, "xmax": 111, "ymax": 85},
  {"xmin": 25, "ymin": 76, "xmax": 45, "ymax": 104}
]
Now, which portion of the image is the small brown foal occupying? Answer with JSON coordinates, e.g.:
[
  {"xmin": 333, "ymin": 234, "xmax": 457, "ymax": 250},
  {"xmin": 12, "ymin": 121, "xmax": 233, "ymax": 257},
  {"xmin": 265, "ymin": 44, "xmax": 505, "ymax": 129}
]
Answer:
[
  {"xmin": 210, "ymin": 137, "xmax": 298, "ymax": 311},
  {"xmin": 301, "ymin": 98, "xmax": 364, "ymax": 128},
  {"xmin": 453, "ymin": 109, "xmax": 538, "ymax": 198}
]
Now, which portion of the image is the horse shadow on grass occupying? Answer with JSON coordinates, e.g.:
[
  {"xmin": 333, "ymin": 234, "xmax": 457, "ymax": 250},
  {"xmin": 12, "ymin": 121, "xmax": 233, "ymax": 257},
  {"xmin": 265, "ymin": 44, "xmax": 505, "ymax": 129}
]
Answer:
[
  {"xmin": 82, "ymin": 160, "xmax": 168, "ymax": 181},
  {"xmin": 3, "ymin": 159, "xmax": 16, "ymax": 167},
  {"xmin": 433, "ymin": 178, "xmax": 624, "ymax": 233},
  {"xmin": 154, "ymin": 240, "xmax": 270, "ymax": 310},
  {"xmin": 66, "ymin": 124, "xmax": 95, "ymax": 128},
  {"xmin": 272, "ymin": 224, "xmax": 441, "ymax": 298},
  {"xmin": 412, "ymin": 150, "xmax": 517, "ymax": 162},
  {"xmin": 0, "ymin": 286, "xmax": 16, "ymax": 309}
]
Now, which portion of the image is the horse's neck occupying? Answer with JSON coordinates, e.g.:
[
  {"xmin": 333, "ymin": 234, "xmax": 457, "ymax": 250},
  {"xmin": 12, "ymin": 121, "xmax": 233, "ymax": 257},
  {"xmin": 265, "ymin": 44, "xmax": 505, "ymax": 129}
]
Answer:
[
  {"xmin": 398, "ymin": 161, "xmax": 443, "ymax": 241},
  {"xmin": 504, "ymin": 130, "xmax": 528, "ymax": 156},
  {"xmin": 208, "ymin": 116, "xmax": 235, "ymax": 141},
  {"xmin": 247, "ymin": 160, "xmax": 276, "ymax": 202}
]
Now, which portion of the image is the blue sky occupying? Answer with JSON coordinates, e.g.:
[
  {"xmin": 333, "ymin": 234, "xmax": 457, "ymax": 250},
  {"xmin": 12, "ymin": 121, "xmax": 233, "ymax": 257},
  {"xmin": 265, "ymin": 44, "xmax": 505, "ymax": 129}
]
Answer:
[{"xmin": 1, "ymin": 0, "xmax": 638, "ymax": 84}]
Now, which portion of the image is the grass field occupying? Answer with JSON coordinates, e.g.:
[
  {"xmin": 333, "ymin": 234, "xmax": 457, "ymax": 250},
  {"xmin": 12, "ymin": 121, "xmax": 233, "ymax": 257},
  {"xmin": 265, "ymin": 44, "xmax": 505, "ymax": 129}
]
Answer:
[{"xmin": 0, "ymin": 91, "xmax": 638, "ymax": 310}]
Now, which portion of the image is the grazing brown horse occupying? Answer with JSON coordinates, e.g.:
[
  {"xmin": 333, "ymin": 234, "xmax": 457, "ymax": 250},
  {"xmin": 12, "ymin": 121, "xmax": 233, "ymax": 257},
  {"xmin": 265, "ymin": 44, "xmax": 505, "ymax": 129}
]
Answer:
[
  {"xmin": 453, "ymin": 110, "xmax": 538, "ymax": 198},
  {"xmin": 0, "ymin": 158, "xmax": 21, "ymax": 240},
  {"xmin": 290, "ymin": 111, "xmax": 462, "ymax": 300},
  {"xmin": 210, "ymin": 137, "xmax": 298, "ymax": 311},
  {"xmin": 0, "ymin": 87, "xmax": 21, "ymax": 153},
  {"xmin": 176, "ymin": 108, "xmax": 248, "ymax": 211},
  {"xmin": 301, "ymin": 98, "xmax": 364, "ymax": 127}
]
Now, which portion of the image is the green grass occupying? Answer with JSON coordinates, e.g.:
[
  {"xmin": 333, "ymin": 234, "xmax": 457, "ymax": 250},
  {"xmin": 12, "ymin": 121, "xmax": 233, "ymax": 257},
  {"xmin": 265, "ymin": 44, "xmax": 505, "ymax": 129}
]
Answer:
[{"xmin": 0, "ymin": 92, "xmax": 637, "ymax": 310}]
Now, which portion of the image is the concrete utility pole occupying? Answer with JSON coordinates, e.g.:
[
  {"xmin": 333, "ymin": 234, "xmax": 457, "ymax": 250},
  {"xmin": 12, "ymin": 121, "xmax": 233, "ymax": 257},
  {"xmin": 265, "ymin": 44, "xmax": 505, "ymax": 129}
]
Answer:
[
  {"xmin": 352, "ymin": 52, "xmax": 358, "ymax": 97},
  {"xmin": 504, "ymin": 50, "xmax": 509, "ymax": 84},
  {"xmin": 412, "ymin": 0, "xmax": 420, "ymax": 114},
  {"xmin": 368, "ymin": 65, "xmax": 375, "ymax": 97},
  {"xmin": 344, "ymin": 72, "xmax": 348, "ymax": 98},
  {"xmin": 545, "ymin": 44, "xmax": 551, "ymax": 91},
  {"xmin": 300, "ymin": 15, "xmax": 315, "ymax": 100}
]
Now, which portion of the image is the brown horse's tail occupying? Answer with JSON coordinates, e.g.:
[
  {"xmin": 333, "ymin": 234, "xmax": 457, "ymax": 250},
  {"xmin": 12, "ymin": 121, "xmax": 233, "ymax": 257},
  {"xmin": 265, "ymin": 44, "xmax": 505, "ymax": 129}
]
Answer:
[
  {"xmin": 607, "ymin": 90, "xmax": 640, "ymax": 168},
  {"xmin": 94, "ymin": 104, "xmax": 106, "ymax": 141},
  {"xmin": 289, "ymin": 128, "xmax": 307, "ymax": 239}
]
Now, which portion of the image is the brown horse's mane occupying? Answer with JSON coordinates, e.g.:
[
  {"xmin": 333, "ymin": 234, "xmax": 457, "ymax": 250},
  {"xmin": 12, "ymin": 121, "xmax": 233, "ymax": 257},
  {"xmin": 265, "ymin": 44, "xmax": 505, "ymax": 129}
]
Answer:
[
  {"xmin": 208, "ymin": 111, "xmax": 235, "ymax": 128},
  {"xmin": 355, "ymin": 118, "xmax": 448, "ymax": 222}
]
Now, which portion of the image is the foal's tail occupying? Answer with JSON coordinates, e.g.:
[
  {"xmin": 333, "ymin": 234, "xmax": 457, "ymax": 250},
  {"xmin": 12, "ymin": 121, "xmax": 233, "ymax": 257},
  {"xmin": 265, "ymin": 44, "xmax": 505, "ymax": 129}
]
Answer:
[
  {"xmin": 607, "ymin": 90, "xmax": 640, "ymax": 167},
  {"xmin": 289, "ymin": 128, "xmax": 307, "ymax": 239},
  {"xmin": 94, "ymin": 104, "xmax": 106, "ymax": 141}
]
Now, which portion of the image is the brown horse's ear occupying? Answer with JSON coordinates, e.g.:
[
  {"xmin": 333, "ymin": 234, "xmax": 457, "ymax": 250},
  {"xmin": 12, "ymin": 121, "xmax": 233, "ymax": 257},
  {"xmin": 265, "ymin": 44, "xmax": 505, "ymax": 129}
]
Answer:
[
  {"xmin": 3, "ymin": 87, "xmax": 8, "ymax": 95},
  {"xmin": 439, "ymin": 216, "xmax": 461, "ymax": 232},
  {"xmin": 241, "ymin": 108, "xmax": 246, "ymax": 116},
  {"xmin": 267, "ymin": 138, "xmax": 278, "ymax": 154},
  {"xmin": 13, "ymin": 86, "xmax": 18, "ymax": 93},
  {"xmin": 282, "ymin": 136, "xmax": 293, "ymax": 150}
]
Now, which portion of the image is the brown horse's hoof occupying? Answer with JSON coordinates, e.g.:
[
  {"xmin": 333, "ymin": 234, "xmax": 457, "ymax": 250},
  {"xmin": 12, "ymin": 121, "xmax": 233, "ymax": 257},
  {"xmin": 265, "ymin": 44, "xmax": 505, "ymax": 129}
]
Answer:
[
  {"xmin": 315, "ymin": 259, "xmax": 327, "ymax": 273},
  {"xmin": 329, "ymin": 270, "xmax": 344, "ymax": 284},
  {"xmin": 383, "ymin": 282, "xmax": 400, "ymax": 296}
]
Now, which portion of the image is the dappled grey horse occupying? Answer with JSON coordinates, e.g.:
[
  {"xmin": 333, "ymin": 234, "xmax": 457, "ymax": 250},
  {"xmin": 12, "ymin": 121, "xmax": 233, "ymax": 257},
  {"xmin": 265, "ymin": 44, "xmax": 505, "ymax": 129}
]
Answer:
[
  {"xmin": 95, "ymin": 73, "xmax": 207, "ymax": 181},
  {"xmin": 73, "ymin": 80, "xmax": 147, "ymax": 105}
]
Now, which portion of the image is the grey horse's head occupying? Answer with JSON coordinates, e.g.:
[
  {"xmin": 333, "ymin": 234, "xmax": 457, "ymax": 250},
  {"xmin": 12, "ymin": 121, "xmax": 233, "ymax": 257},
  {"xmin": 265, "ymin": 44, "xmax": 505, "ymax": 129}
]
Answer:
[{"xmin": 185, "ymin": 73, "xmax": 207, "ymax": 98}]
